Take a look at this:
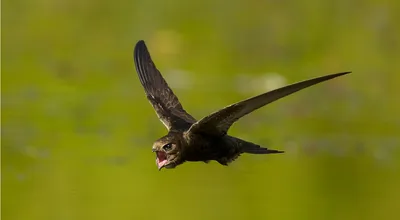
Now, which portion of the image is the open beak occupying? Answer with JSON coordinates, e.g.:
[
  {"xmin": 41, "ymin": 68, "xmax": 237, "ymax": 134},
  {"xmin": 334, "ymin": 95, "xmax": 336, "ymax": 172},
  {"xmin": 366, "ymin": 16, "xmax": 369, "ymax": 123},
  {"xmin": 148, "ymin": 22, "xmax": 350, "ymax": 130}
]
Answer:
[{"xmin": 155, "ymin": 151, "xmax": 168, "ymax": 171}]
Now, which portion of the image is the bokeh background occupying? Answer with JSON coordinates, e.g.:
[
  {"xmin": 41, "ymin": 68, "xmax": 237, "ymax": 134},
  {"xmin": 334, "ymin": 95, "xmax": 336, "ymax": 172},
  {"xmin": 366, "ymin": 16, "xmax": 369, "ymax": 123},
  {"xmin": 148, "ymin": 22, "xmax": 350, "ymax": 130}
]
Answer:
[{"xmin": 2, "ymin": 0, "xmax": 400, "ymax": 219}]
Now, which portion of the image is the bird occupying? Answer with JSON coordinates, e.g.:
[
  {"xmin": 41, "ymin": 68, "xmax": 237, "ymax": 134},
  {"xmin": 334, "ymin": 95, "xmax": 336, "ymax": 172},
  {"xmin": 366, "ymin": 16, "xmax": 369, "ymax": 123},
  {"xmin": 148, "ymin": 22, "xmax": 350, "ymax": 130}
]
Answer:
[{"xmin": 133, "ymin": 40, "xmax": 350, "ymax": 170}]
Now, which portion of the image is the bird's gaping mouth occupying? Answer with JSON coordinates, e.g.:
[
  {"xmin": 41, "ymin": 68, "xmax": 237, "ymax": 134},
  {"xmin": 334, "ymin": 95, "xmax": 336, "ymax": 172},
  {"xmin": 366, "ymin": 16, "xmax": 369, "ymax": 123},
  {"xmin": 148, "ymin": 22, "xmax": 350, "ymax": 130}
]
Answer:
[{"xmin": 156, "ymin": 151, "xmax": 168, "ymax": 170}]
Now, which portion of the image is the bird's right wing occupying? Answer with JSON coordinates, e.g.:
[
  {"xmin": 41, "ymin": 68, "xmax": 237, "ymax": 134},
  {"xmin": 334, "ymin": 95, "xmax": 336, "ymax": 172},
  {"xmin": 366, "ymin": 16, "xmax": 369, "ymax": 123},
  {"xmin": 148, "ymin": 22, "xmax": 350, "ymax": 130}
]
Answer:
[
  {"xmin": 134, "ymin": 40, "xmax": 196, "ymax": 131},
  {"xmin": 187, "ymin": 72, "xmax": 351, "ymax": 136}
]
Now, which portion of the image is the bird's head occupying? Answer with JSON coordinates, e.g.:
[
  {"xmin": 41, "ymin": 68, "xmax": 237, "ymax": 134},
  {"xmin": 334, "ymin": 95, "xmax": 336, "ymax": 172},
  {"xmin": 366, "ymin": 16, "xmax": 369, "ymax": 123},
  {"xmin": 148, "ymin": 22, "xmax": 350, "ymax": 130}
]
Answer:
[{"xmin": 152, "ymin": 134, "xmax": 183, "ymax": 170}]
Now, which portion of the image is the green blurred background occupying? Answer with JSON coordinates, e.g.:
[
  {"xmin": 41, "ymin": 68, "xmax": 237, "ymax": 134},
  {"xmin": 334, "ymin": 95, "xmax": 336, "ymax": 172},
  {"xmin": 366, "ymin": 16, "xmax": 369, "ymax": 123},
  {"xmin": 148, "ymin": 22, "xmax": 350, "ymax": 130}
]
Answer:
[{"xmin": 2, "ymin": 0, "xmax": 400, "ymax": 219}]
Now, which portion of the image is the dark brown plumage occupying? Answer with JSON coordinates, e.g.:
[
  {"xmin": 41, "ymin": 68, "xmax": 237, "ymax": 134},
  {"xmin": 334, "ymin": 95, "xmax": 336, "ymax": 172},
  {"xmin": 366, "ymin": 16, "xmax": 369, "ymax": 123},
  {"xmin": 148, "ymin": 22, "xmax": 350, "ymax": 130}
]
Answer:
[{"xmin": 133, "ymin": 40, "xmax": 350, "ymax": 170}]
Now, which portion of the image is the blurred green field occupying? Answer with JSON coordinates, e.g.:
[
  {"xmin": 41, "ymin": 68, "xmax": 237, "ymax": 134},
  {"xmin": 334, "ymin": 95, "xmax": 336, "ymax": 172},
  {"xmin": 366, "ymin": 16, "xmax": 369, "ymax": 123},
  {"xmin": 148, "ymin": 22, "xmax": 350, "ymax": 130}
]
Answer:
[{"xmin": 2, "ymin": 0, "xmax": 400, "ymax": 219}]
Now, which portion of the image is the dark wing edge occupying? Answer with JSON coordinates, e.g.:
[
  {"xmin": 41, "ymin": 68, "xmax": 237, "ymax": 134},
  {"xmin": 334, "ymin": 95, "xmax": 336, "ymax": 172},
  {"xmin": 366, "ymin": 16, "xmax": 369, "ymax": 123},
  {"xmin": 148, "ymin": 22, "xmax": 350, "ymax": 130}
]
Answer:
[
  {"xmin": 187, "ymin": 71, "xmax": 351, "ymax": 136},
  {"xmin": 133, "ymin": 40, "xmax": 196, "ymax": 130}
]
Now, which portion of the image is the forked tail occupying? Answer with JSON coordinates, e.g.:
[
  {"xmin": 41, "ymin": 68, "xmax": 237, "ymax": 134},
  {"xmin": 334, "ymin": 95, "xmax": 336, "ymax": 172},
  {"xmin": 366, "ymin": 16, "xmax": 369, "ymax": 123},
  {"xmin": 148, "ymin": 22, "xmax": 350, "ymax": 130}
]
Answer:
[
  {"xmin": 242, "ymin": 145, "xmax": 284, "ymax": 154},
  {"xmin": 236, "ymin": 137, "xmax": 284, "ymax": 154}
]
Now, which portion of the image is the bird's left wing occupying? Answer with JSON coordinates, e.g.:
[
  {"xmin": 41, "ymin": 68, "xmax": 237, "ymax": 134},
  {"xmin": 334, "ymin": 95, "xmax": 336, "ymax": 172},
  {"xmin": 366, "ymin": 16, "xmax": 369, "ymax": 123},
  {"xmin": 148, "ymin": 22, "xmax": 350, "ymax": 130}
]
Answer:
[
  {"xmin": 187, "ymin": 72, "xmax": 351, "ymax": 136},
  {"xmin": 134, "ymin": 40, "xmax": 196, "ymax": 131}
]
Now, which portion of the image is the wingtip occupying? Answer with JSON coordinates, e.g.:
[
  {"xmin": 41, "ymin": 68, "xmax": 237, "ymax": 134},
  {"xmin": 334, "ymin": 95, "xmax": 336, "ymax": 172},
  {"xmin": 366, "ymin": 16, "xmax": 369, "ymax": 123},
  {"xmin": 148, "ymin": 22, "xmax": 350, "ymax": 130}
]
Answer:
[
  {"xmin": 134, "ymin": 40, "xmax": 148, "ymax": 55},
  {"xmin": 136, "ymin": 39, "xmax": 146, "ymax": 46},
  {"xmin": 133, "ymin": 40, "xmax": 151, "ymax": 68},
  {"xmin": 332, "ymin": 71, "xmax": 351, "ymax": 76},
  {"xmin": 338, "ymin": 71, "xmax": 352, "ymax": 76},
  {"xmin": 322, "ymin": 71, "xmax": 351, "ymax": 80}
]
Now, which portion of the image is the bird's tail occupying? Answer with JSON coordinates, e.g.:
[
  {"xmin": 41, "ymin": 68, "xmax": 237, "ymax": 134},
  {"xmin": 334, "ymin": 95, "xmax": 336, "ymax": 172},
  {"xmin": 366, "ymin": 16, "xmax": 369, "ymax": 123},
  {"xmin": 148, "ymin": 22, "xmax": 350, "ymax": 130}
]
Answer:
[
  {"xmin": 242, "ymin": 146, "xmax": 284, "ymax": 154},
  {"xmin": 236, "ymin": 138, "xmax": 284, "ymax": 154}
]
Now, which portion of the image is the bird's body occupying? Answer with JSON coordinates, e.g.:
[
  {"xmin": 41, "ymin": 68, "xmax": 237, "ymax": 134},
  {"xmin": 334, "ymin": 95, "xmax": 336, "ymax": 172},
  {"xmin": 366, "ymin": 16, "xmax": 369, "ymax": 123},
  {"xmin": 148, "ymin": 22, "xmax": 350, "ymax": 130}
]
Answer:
[
  {"xmin": 183, "ymin": 134, "xmax": 241, "ymax": 164},
  {"xmin": 155, "ymin": 131, "xmax": 279, "ymax": 168},
  {"xmin": 133, "ymin": 40, "xmax": 350, "ymax": 170}
]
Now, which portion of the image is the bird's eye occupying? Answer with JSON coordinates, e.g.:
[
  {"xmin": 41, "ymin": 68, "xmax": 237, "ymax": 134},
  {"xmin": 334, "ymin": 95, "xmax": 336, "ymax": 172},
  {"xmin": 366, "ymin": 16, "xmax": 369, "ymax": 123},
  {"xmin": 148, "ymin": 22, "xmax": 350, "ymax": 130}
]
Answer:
[{"xmin": 163, "ymin": 143, "xmax": 173, "ymax": 151}]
